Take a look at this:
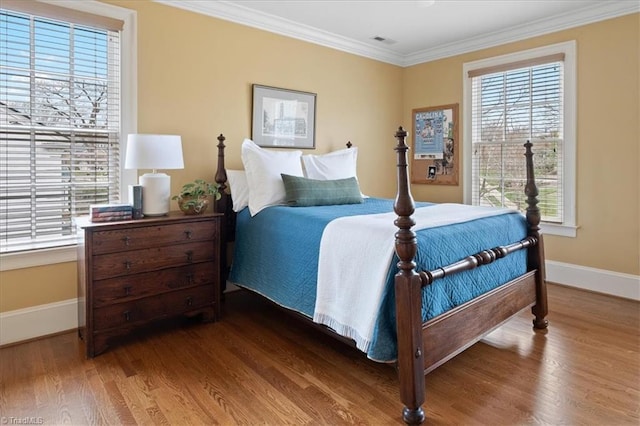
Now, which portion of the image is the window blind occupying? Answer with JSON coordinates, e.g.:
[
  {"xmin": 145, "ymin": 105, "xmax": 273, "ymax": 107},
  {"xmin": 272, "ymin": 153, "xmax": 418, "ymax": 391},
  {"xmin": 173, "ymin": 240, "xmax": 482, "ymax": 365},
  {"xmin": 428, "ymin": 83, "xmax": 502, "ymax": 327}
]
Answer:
[
  {"xmin": 471, "ymin": 59, "xmax": 564, "ymax": 223},
  {"xmin": 0, "ymin": 8, "xmax": 121, "ymax": 252},
  {"xmin": 1, "ymin": 0, "xmax": 124, "ymax": 31}
]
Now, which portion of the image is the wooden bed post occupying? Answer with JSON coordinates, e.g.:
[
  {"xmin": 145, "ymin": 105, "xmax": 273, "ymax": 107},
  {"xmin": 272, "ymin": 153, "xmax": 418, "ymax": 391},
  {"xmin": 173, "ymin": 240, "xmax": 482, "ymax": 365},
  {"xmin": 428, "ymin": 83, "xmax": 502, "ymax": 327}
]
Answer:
[
  {"xmin": 214, "ymin": 134, "xmax": 231, "ymax": 297},
  {"xmin": 524, "ymin": 141, "xmax": 549, "ymax": 330},
  {"xmin": 214, "ymin": 133, "xmax": 236, "ymax": 237},
  {"xmin": 393, "ymin": 127, "xmax": 426, "ymax": 425},
  {"xmin": 214, "ymin": 133, "xmax": 228, "ymax": 200}
]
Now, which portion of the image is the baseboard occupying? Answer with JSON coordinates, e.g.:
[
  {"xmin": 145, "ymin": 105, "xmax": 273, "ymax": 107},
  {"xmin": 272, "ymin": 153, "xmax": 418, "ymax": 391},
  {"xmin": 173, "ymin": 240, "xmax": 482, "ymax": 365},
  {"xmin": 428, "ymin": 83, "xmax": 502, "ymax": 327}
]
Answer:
[
  {"xmin": 1, "ymin": 262, "xmax": 637, "ymax": 346},
  {"xmin": 0, "ymin": 298, "xmax": 78, "ymax": 346},
  {"xmin": 546, "ymin": 260, "xmax": 640, "ymax": 301}
]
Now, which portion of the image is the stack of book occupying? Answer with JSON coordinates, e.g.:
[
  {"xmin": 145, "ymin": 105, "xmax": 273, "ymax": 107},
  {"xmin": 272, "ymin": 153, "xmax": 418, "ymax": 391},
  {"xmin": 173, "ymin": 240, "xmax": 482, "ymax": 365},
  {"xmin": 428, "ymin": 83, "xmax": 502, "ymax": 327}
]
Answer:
[{"xmin": 90, "ymin": 203, "xmax": 133, "ymax": 222}]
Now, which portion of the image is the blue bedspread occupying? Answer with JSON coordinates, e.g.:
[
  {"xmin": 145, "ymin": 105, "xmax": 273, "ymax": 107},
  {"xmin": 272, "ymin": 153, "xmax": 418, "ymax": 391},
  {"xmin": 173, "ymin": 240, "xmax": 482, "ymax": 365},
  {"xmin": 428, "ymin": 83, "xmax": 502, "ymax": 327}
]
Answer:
[{"xmin": 228, "ymin": 198, "xmax": 527, "ymax": 362}]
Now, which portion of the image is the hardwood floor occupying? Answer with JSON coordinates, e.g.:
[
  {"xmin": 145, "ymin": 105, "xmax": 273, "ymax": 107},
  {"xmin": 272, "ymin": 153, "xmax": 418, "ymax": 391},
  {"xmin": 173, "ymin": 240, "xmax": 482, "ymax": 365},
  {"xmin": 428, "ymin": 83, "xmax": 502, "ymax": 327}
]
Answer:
[{"xmin": 1, "ymin": 283, "xmax": 638, "ymax": 425}]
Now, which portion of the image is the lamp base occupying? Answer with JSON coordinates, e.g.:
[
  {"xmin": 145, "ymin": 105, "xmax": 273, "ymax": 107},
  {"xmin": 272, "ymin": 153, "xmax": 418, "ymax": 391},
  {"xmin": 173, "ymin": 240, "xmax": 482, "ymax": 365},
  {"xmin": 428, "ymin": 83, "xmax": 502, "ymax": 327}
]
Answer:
[{"xmin": 139, "ymin": 172, "xmax": 171, "ymax": 216}]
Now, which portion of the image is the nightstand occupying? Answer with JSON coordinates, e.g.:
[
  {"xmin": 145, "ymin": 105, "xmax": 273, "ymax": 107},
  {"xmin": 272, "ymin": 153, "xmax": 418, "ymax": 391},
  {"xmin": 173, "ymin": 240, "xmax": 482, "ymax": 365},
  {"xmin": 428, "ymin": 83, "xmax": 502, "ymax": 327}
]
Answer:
[{"xmin": 76, "ymin": 212, "xmax": 222, "ymax": 358}]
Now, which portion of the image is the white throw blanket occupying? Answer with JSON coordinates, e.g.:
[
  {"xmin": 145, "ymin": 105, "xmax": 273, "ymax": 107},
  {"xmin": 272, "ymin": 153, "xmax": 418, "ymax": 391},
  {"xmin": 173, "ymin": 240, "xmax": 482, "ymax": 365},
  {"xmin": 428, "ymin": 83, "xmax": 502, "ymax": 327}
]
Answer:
[{"xmin": 312, "ymin": 203, "xmax": 517, "ymax": 353}]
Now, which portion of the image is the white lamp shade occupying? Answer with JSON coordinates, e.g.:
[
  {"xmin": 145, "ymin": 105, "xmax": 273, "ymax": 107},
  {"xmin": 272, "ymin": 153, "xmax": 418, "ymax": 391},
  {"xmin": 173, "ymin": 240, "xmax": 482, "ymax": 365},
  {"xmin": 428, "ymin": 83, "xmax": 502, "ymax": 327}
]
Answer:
[{"xmin": 125, "ymin": 134, "xmax": 184, "ymax": 170}]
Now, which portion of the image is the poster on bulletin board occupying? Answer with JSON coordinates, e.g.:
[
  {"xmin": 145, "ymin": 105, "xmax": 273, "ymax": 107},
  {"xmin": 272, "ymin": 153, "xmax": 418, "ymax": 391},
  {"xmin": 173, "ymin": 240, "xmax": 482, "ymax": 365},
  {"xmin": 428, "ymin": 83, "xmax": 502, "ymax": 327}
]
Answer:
[{"xmin": 411, "ymin": 103, "xmax": 459, "ymax": 185}]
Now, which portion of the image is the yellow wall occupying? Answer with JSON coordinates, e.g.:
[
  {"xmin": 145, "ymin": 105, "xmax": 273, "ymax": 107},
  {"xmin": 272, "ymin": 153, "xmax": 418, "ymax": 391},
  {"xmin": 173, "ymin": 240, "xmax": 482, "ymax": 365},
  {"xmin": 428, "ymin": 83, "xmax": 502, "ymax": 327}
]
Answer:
[
  {"xmin": 0, "ymin": 1, "xmax": 637, "ymax": 313},
  {"xmin": 0, "ymin": 262, "xmax": 77, "ymax": 312},
  {"xmin": 403, "ymin": 13, "xmax": 639, "ymax": 276}
]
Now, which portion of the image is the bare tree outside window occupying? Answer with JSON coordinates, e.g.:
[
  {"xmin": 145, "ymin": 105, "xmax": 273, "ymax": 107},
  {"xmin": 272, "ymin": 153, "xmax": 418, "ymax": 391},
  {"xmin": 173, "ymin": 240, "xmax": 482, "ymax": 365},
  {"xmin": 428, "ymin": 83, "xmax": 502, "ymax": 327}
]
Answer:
[{"xmin": 472, "ymin": 63, "xmax": 563, "ymax": 222}]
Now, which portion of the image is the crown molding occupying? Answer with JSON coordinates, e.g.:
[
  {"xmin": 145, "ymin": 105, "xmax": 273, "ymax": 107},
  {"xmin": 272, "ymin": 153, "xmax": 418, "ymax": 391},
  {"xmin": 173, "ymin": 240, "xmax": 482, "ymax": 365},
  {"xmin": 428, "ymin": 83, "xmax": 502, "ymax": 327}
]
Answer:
[
  {"xmin": 403, "ymin": 1, "xmax": 640, "ymax": 66},
  {"xmin": 153, "ymin": 0, "xmax": 403, "ymax": 65},
  {"xmin": 153, "ymin": 0, "xmax": 639, "ymax": 67}
]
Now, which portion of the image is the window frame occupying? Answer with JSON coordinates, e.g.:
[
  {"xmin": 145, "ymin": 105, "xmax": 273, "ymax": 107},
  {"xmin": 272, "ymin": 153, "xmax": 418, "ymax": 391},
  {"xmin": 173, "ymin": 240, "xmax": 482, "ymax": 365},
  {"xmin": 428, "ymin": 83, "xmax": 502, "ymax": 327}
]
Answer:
[
  {"xmin": 462, "ymin": 40, "xmax": 577, "ymax": 238},
  {"xmin": 0, "ymin": 0, "xmax": 137, "ymax": 271}
]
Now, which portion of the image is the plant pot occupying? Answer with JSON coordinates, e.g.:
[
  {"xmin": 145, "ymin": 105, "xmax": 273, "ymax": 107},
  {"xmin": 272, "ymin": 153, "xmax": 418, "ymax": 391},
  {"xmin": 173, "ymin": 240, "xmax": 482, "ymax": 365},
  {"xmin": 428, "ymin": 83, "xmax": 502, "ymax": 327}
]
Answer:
[{"xmin": 177, "ymin": 196, "xmax": 209, "ymax": 215}]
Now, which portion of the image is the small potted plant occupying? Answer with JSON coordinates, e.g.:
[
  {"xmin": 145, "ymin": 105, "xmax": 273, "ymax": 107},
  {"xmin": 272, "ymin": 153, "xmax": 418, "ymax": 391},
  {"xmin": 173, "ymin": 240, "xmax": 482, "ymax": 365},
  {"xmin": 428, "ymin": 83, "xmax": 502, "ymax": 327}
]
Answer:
[{"xmin": 172, "ymin": 179, "xmax": 221, "ymax": 215}]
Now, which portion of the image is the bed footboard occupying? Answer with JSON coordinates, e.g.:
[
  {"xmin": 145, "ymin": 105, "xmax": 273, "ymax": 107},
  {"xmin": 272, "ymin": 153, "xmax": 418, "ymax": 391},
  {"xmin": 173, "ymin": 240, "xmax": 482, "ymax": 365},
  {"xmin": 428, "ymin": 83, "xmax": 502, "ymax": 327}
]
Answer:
[
  {"xmin": 421, "ymin": 271, "xmax": 537, "ymax": 373},
  {"xmin": 392, "ymin": 127, "xmax": 548, "ymax": 424}
]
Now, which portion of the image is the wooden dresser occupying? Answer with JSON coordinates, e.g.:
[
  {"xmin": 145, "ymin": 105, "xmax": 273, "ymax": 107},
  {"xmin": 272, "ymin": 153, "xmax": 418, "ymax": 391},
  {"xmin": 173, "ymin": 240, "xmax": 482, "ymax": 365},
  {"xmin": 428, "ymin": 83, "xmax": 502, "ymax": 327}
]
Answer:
[{"xmin": 76, "ymin": 212, "xmax": 222, "ymax": 358}]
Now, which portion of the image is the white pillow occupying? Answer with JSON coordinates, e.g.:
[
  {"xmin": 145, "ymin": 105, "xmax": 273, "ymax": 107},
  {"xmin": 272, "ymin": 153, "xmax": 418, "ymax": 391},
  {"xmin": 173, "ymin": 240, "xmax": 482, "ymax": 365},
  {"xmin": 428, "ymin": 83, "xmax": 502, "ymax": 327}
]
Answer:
[
  {"xmin": 302, "ymin": 147, "xmax": 358, "ymax": 180},
  {"xmin": 241, "ymin": 138, "xmax": 304, "ymax": 216},
  {"xmin": 226, "ymin": 170, "xmax": 249, "ymax": 212},
  {"xmin": 302, "ymin": 147, "xmax": 367, "ymax": 197}
]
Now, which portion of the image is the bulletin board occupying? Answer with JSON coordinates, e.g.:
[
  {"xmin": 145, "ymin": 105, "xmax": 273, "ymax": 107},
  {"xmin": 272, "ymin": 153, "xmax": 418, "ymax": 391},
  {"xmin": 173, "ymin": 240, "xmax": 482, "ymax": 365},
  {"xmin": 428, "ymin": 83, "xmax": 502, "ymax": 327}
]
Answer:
[{"xmin": 411, "ymin": 103, "xmax": 459, "ymax": 185}]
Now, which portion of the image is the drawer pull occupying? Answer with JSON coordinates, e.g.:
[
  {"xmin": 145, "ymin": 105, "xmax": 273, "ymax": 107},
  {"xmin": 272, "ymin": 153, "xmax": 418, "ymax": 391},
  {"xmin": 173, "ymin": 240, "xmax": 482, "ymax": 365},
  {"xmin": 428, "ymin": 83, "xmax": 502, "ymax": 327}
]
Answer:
[
  {"xmin": 186, "ymin": 251, "xmax": 194, "ymax": 263},
  {"xmin": 122, "ymin": 236, "xmax": 131, "ymax": 246},
  {"xmin": 123, "ymin": 260, "xmax": 132, "ymax": 270},
  {"xmin": 184, "ymin": 230, "xmax": 193, "ymax": 240},
  {"xmin": 123, "ymin": 311, "xmax": 131, "ymax": 321},
  {"xmin": 186, "ymin": 296, "xmax": 193, "ymax": 307},
  {"xmin": 186, "ymin": 273, "xmax": 194, "ymax": 285},
  {"xmin": 123, "ymin": 285, "xmax": 132, "ymax": 296}
]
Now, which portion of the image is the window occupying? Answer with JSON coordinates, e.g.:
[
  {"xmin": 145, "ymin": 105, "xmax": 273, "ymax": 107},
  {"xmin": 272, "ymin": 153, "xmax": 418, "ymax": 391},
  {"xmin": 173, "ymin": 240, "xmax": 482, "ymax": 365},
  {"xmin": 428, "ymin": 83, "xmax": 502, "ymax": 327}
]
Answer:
[
  {"xmin": 463, "ymin": 41, "xmax": 577, "ymax": 237},
  {"xmin": 0, "ymin": 1, "xmax": 135, "ymax": 260}
]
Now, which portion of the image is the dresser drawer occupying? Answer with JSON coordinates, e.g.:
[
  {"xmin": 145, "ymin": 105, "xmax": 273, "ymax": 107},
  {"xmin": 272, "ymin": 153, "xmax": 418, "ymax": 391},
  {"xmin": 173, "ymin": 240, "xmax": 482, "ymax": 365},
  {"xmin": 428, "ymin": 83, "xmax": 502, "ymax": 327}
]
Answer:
[
  {"xmin": 91, "ymin": 221, "xmax": 217, "ymax": 255},
  {"xmin": 92, "ymin": 261, "xmax": 217, "ymax": 307},
  {"xmin": 93, "ymin": 285, "xmax": 215, "ymax": 331},
  {"xmin": 92, "ymin": 240, "xmax": 215, "ymax": 280}
]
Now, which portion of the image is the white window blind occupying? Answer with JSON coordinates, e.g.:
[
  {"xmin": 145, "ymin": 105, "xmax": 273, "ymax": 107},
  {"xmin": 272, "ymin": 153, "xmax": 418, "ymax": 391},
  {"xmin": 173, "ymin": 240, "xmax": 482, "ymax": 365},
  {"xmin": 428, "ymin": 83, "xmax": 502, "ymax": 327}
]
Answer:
[
  {"xmin": 0, "ymin": 6, "xmax": 121, "ymax": 253},
  {"xmin": 470, "ymin": 57, "xmax": 564, "ymax": 223}
]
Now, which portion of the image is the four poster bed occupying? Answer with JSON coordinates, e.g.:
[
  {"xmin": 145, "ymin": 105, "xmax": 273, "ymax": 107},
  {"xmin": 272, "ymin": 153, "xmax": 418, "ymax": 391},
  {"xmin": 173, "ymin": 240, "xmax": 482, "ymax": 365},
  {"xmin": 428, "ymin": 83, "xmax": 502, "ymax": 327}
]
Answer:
[{"xmin": 212, "ymin": 127, "xmax": 548, "ymax": 424}]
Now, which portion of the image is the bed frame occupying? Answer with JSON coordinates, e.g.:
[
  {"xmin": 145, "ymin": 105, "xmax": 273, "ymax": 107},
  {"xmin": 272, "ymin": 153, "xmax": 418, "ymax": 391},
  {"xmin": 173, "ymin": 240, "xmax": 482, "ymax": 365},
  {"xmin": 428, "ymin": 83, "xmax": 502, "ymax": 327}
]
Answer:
[{"xmin": 212, "ymin": 128, "xmax": 548, "ymax": 424}]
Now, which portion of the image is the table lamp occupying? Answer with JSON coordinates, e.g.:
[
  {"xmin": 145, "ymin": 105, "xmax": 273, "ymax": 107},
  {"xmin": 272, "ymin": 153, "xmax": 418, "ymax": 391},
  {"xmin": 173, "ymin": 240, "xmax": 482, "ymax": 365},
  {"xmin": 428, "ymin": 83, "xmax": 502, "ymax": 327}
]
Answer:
[{"xmin": 125, "ymin": 134, "xmax": 184, "ymax": 216}]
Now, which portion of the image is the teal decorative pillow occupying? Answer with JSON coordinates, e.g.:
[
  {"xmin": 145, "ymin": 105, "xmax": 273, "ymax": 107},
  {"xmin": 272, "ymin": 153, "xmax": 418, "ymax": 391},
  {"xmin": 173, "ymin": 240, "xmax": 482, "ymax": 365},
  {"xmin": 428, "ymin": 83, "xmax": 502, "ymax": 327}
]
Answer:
[{"xmin": 281, "ymin": 174, "xmax": 363, "ymax": 207}]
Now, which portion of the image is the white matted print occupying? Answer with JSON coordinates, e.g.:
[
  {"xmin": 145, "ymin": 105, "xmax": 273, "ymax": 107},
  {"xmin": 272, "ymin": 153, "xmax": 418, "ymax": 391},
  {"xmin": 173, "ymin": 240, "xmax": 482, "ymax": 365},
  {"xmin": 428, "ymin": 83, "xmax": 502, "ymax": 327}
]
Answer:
[{"xmin": 252, "ymin": 84, "xmax": 316, "ymax": 149}]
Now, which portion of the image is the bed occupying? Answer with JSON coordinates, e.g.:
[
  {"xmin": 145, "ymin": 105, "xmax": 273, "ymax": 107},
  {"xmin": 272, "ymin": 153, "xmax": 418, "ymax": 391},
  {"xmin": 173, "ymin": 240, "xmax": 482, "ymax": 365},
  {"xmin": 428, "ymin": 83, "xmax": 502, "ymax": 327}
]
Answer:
[{"xmin": 212, "ymin": 128, "xmax": 548, "ymax": 424}]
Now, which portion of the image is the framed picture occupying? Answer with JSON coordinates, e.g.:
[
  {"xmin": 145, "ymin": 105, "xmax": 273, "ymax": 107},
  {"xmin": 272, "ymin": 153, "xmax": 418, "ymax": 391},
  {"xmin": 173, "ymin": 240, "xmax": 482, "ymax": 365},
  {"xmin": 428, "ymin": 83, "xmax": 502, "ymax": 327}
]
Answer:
[
  {"xmin": 411, "ymin": 103, "xmax": 459, "ymax": 185},
  {"xmin": 251, "ymin": 84, "xmax": 317, "ymax": 149}
]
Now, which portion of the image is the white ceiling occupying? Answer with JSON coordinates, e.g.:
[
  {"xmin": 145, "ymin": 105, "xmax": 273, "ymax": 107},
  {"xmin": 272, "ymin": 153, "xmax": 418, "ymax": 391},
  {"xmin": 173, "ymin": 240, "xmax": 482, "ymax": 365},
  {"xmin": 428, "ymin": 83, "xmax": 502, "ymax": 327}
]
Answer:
[{"xmin": 155, "ymin": 0, "xmax": 639, "ymax": 66}]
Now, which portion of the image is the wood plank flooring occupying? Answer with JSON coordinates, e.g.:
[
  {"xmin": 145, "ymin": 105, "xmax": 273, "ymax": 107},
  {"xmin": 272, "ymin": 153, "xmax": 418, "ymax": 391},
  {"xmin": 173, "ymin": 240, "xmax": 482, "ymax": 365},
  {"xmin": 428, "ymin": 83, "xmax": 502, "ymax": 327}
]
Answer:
[{"xmin": 1, "ymin": 283, "xmax": 638, "ymax": 425}]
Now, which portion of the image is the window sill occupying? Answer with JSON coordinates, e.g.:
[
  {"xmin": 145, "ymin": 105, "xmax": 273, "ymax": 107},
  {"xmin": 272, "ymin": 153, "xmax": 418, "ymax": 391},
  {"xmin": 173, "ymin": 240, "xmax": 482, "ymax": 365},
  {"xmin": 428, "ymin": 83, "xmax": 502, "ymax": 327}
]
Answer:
[
  {"xmin": 541, "ymin": 222, "xmax": 578, "ymax": 238},
  {"xmin": 0, "ymin": 245, "xmax": 77, "ymax": 272}
]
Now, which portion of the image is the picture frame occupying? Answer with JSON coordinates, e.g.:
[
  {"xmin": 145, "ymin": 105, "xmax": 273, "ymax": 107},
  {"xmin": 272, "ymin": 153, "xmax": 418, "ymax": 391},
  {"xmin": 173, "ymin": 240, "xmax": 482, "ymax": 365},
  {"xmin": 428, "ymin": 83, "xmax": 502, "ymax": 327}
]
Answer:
[
  {"xmin": 251, "ymin": 84, "xmax": 317, "ymax": 149},
  {"xmin": 411, "ymin": 103, "xmax": 459, "ymax": 185}
]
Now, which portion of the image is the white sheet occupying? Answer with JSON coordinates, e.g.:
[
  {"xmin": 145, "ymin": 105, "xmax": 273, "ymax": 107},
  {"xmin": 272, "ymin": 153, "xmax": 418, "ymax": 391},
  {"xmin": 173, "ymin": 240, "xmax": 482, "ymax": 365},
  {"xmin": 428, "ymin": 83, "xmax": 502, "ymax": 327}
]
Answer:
[{"xmin": 312, "ymin": 203, "xmax": 517, "ymax": 353}]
